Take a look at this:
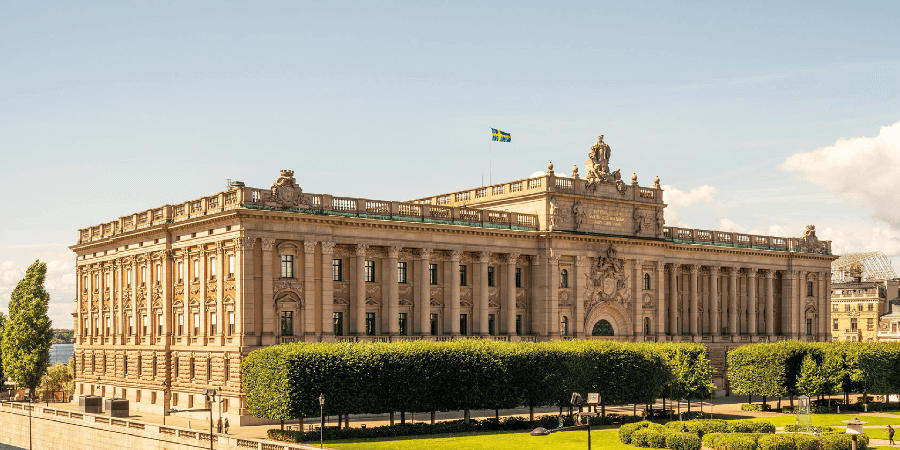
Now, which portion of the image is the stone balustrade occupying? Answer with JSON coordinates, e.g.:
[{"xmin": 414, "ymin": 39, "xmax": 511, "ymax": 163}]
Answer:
[
  {"xmin": 663, "ymin": 227, "xmax": 832, "ymax": 255},
  {"xmin": 77, "ymin": 187, "xmax": 540, "ymax": 244},
  {"xmin": 409, "ymin": 174, "xmax": 665, "ymax": 207}
]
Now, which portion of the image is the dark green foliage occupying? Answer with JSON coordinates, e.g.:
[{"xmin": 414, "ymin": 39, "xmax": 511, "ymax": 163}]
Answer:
[
  {"xmin": 703, "ymin": 432, "xmax": 764, "ymax": 450},
  {"xmin": 665, "ymin": 419, "xmax": 728, "ymax": 438},
  {"xmin": 242, "ymin": 339, "xmax": 690, "ymax": 420},
  {"xmin": 741, "ymin": 404, "xmax": 772, "ymax": 412},
  {"xmin": 727, "ymin": 420, "xmax": 775, "ymax": 434},
  {"xmin": 621, "ymin": 421, "xmax": 656, "ymax": 444},
  {"xmin": 665, "ymin": 429, "xmax": 701, "ymax": 450},
  {"xmin": 1, "ymin": 261, "xmax": 54, "ymax": 393},
  {"xmin": 0, "ymin": 311, "xmax": 6, "ymax": 383},
  {"xmin": 658, "ymin": 343, "xmax": 717, "ymax": 402}
]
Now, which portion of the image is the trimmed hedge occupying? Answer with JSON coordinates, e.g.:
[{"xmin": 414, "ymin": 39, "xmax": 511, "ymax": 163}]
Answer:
[
  {"xmin": 243, "ymin": 340, "xmax": 714, "ymax": 420},
  {"xmin": 783, "ymin": 425, "xmax": 837, "ymax": 433},
  {"xmin": 704, "ymin": 432, "xmax": 765, "ymax": 450},
  {"xmin": 665, "ymin": 419, "xmax": 728, "ymax": 438},
  {"xmin": 741, "ymin": 404, "xmax": 772, "ymax": 412},
  {"xmin": 727, "ymin": 420, "xmax": 776, "ymax": 434}
]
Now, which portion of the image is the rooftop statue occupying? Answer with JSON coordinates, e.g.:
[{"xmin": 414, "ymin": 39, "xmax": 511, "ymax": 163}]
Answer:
[{"xmin": 585, "ymin": 135, "xmax": 613, "ymax": 190}]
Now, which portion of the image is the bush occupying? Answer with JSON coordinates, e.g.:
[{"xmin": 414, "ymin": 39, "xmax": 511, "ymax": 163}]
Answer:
[
  {"xmin": 620, "ymin": 422, "xmax": 653, "ymax": 444},
  {"xmin": 784, "ymin": 424, "xmax": 837, "ymax": 433},
  {"xmin": 665, "ymin": 419, "xmax": 728, "ymax": 438},
  {"xmin": 727, "ymin": 420, "xmax": 775, "ymax": 434},
  {"xmin": 665, "ymin": 430, "xmax": 701, "ymax": 450},
  {"xmin": 645, "ymin": 427, "xmax": 669, "ymax": 448},
  {"xmin": 679, "ymin": 411, "xmax": 710, "ymax": 420},
  {"xmin": 704, "ymin": 432, "xmax": 761, "ymax": 450},
  {"xmin": 742, "ymin": 404, "xmax": 772, "ymax": 411},
  {"xmin": 632, "ymin": 428, "xmax": 654, "ymax": 447},
  {"xmin": 819, "ymin": 432, "xmax": 868, "ymax": 450},
  {"xmin": 757, "ymin": 434, "xmax": 796, "ymax": 450}
]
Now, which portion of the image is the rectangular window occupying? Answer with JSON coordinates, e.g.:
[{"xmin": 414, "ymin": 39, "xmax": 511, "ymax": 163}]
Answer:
[
  {"xmin": 515, "ymin": 268, "xmax": 522, "ymax": 288},
  {"xmin": 193, "ymin": 313, "xmax": 200, "ymax": 335},
  {"xmin": 399, "ymin": 313, "xmax": 408, "ymax": 336},
  {"xmin": 806, "ymin": 318, "xmax": 813, "ymax": 336},
  {"xmin": 210, "ymin": 257, "xmax": 216, "ymax": 278},
  {"xmin": 807, "ymin": 281, "xmax": 814, "ymax": 297},
  {"xmin": 280, "ymin": 311, "xmax": 293, "ymax": 336},
  {"xmin": 224, "ymin": 356, "xmax": 230, "ymax": 381},
  {"xmin": 459, "ymin": 265, "xmax": 467, "ymax": 286},
  {"xmin": 106, "ymin": 317, "xmax": 111, "ymax": 336},
  {"xmin": 178, "ymin": 314, "xmax": 184, "ymax": 336},
  {"xmin": 459, "ymin": 314, "xmax": 468, "ymax": 336},
  {"xmin": 94, "ymin": 318, "xmax": 99, "ymax": 336},
  {"xmin": 488, "ymin": 314, "xmax": 496, "ymax": 335},
  {"xmin": 487, "ymin": 267, "xmax": 495, "ymax": 287},
  {"xmin": 156, "ymin": 264, "xmax": 162, "ymax": 284},
  {"xmin": 143, "ymin": 315, "xmax": 148, "ymax": 335},
  {"xmin": 850, "ymin": 318, "xmax": 858, "ymax": 331},
  {"xmin": 106, "ymin": 272, "xmax": 110, "ymax": 287},
  {"xmin": 210, "ymin": 313, "xmax": 217, "ymax": 335},
  {"xmin": 178, "ymin": 262, "xmax": 184, "ymax": 283},
  {"xmin": 366, "ymin": 312, "xmax": 376, "ymax": 336},
  {"xmin": 128, "ymin": 316, "xmax": 134, "ymax": 336},
  {"xmin": 333, "ymin": 312, "xmax": 343, "ymax": 336},
  {"xmin": 561, "ymin": 269, "xmax": 569, "ymax": 288},
  {"xmin": 281, "ymin": 255, "xmax": 294, "ymax": 278},
  {"xmin": 833, "ymin": 319, "xmax": 839, "ymax": 331},
  {"xmin": 333, "ymin": 259, "xmax": 343, "ymax": 282},
  {"xmin": 127, "ymin": 268, "xmax": 132, "ymax": 287},
  {"xmin": 141, "ymin": 267, "xmax": 147, "ymax": 286},
  {"xmin": 833, "ymin": 304, "xmax": 838, "ymax": 312},
  {"xmin": 516, "ymin": 315, "xmax": 522, "ymax": 335},
  {"xmin": 193, "ymin": 260, "xmax": 199, "ymax": 281},
  {"xmin": 868, "ymin": 303, "xmax": 873, "ymax": 312},
  {"xmin": 228, "ymin": 255, "xmax": 235, "ymax": 277},
  {"xmin": 228, "ymin": 312, "xmax": 235, "ymax": 335},
  {"xmin": 867, "ymin": 318, "xmax": 874, "ymax": 330},
  {"xmin": 365, "ymin": 261, "xmax": 375, "ymax": 282},
  {"xmin": 157, "ymin": 313, "xmax": 163, "ymax": 336},
  {"xmin": 429, "ymin": 264, "xmax": 438, "ymax": 285},
  {"xmin": 845, "ymin": 304, "xmax": 850, "ymax": 312},
  {"xmin": 398, "ymin": 262, "xmax": 408, "ymax": 284},
  {"xmin": 430, "ymin": 313, "xmax": 439, "ymax": 335}
]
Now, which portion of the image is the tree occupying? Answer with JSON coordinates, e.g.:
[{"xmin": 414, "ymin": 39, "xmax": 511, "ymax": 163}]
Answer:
[
  {"xmin": 39, "ymin": 360, "xmax": 74, "ymax": 402},
  {"xmin": 0, "ymin": 311, "xmax": 6, "ymax": 384},
  {"xmin": 1, "ymin": 260, "xmax": 54, "ymax": 396}
]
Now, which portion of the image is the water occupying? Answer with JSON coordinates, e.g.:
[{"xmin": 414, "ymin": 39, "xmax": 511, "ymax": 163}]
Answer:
[{"xmin": 50, "ymin": 343, "xmax": 74, "ymax": 365}]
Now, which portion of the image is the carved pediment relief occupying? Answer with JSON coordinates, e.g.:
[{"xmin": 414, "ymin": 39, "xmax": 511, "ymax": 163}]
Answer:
[
  {"xmin": 460, "ymin": 297, "xmax": 473, "ymax": 308},
  {"xmin": 365, "ymin": 297, "xmax": 380, "ymax": 306},
  {"xmin": 333, "ymin": 296, "xmax": 349, "ymax": 305},
  {"xmin": 584, "ymin": 244, "xmax": 631, "ymax": 319},
  {"xmin": 430, "ymin": 297, "xmax": 442, "ymax": 307}
]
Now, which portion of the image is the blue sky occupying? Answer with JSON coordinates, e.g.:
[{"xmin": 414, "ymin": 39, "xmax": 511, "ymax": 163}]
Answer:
[{"xmin": 2, "ymin": 1, "xmax": 900, "ymax": 327}]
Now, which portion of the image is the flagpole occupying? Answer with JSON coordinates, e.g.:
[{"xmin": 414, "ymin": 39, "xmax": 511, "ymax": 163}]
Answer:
[{"xmin": 489, "ymin": 139, "xmax": 493, "ymax": 186}]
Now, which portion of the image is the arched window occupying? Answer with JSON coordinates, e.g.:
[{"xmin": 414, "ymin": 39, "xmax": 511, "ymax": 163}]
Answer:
[
  {"xmin": 592, "ymin": 320, "xmax": 614, "ymax": 336},
  {"xmin": 560, "ymin": 269, "xmax": 569, "ymax": 288},
  {"xmin": 643, "ymin": 273, "xmax": 651, "ymax": 290}
]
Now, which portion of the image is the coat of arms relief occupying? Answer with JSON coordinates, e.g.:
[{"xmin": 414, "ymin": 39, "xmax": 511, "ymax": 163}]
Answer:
[{"xmin": 584, "ymin": 244, "xmax": 631, "ymax": 320}]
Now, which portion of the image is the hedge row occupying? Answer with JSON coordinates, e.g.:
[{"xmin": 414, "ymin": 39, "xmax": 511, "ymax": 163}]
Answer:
[
  {"xmin": 705, "ymin": 431, "xmax": 868, "ymax": 450},
  {"xmin": 620, "ymin": 420, "xmax": 774, "ymax": 445},
  {"xmin": 242, "ymin": 340, "xmax": 714, "ymax": 420},
  {"xmin": 728, "ymin": 341, "xmax": 900, "ymax": 399},
  {"xmin": 624, "ymin": 421, "xmax": 866, "ymax": 450}
]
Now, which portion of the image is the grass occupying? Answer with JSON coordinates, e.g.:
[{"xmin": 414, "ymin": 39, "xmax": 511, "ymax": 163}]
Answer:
[
  {"xmin": 744, "ymin": 414, "xmax": 900, "ymax": 427},
  {"xmin": 328, "ymin": 428, "xmax": 628, "ymax": 450}
]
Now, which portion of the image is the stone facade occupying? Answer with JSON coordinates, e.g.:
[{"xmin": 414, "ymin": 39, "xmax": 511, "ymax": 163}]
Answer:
[
  {"xmin": 71, "ymin": 138, "xmax": 837, "ymax": 424},
  {"xmin": 830, "ymin": 277, "xmax": 900, "ymax": 342}
]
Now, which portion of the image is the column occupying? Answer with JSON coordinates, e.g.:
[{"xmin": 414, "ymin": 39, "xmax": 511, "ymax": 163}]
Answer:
[
  {"xmin": 747, "ymin": 268, "xmax": 758, "ymax": 337},
  {"xmin": 261, "ymin": 238, "xmax": 276, "ymax": 340},
  {"xmin": 818, "ymin": 271, "xmax": 827, "ymax": 341},
  {"xmin": 728, "ymin": 267, "xmax": 738, "ymax": 338},
  {"xmin": 709, "ymin": 266, "xmax": 719, "ymax": 337},
  {"xmin": 447, "ymin": 250, "xmax": 462, "ymax": 334},
  {"xmin": 575, "ymin": 256, "xmax": 587, "ymax": 339},
  {"xmin": 824, "ymin": 273, "xmax": 832, "ymax": 341},
  {"xmin": 215, "ymin": 244, "xmax": 225, "ymax": 344},
  {"xmin": 504, "ymin": 253, "xmax": 519, "ymax": 336},
  {"xmin": 782, "ymin": 270, "xmax": 796, "ymax": 337},
  {"xmin": 181, "ymin": 253, "xmax": 191, "ymax": 339},
  {"xmin": 796, "ymin": 270, "xmax": 806, "ymax": 340},
  {"xmin": 548, "ymin": 252, "xmax": 561, "ymax": 338},
  {"xmin": 655, "ymin": 261, "xmax": 666, "ymax": 338},
  {"xmin": 198, "ymin": 248, "xmax": 207, "ymax": 342},
  {"xmin": 354, "ymin": 244, "xmax": 368, "ymax": 335},
  {"xmin": 302, "ymin": 240, "xmax": 316, "ymax": 339},
  {"xmin": 476, "ymin": 252, "xmax": 490, "ymax": 335},
  {"xmin": 321, "ymin": 242, "xmax": 336, "ymax": 340},
  {"xmin": 668, "ymin": 264, "xmax": 679, "ymax": 335},
  {"xmin": 235, "ymin": 237, "xmax": 254, "ymax": 339},
  {"xmin": 632, "ymin": 259, "xmax": 644, "ymax": 338},
  {"xmin": 689, "ymin": 265, "xmax": 699, "ymax": 336},
  {"xmin": 765, "ymin": 270, "xmax": 775, "ymax": 336},
  {"xmin": 416, "ymin": 249, "xmax": 432, "ymax": 336},
  {"xmin": 386, "ymin": 247, "xmax": 400, "ymax": 335}
]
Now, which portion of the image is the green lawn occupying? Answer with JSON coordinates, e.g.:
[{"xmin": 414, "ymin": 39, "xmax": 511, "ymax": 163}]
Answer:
[
  {"xmin": 328, "ymin": 428, "xmax": 627, "ymax": 450},
  {"xmin": 745, "ymin": 414, "xmax": 900, "ymax": 427}
]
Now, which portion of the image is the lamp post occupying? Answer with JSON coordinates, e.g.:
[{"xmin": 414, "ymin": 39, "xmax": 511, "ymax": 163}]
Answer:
[
  {"xmin": 843, "ymin": 417, "xmax": 868, "ymax": 450},
  {"xmin": 319, "ymin": 393, "xmax": 325, "ymax": 449},
  {"xmin": 530, "ymin": 392, "xmax": 598, "ymax": 450},
  {"xmin": 681, "ymin": 425, "xmax": 689, "ymax": 450},
  {"xmin": 168, "ymin": 388, "xmax": 216, "ymax": 450}
]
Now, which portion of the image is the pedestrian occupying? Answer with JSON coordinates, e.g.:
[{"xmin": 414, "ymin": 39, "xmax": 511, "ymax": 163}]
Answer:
[
  {"xmin": 224, "ymin": 418, "xmax": 230, "ymax": 434},
  {"xmin": 888, "ymin": 424, "xmax": 895, "ymax": 445},
  {"xmin": 814, "ymin": 427, "xmax": 820, "ymax": 438},
  {"xmin": 217, "ymin": 417, "xmax": 223, "ymax": 434}
]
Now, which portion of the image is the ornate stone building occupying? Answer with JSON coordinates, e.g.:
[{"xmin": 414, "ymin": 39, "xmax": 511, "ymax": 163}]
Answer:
[
  {"xmin": 829, "ymin": 259, "xmax": 900, "ymax": 342},
  {"xmin": 71, "ymin": 136, "xmax": 836, "ymax": 424}
]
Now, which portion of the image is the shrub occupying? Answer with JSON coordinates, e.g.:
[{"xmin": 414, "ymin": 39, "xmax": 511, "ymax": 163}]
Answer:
[
  {"xmin": 784, "ymin": 424, "xmax": 837, "ymax": 433},
  {"xmin": 819, "ymin": 432, "xmax": 868, "ymax": 450},
  {"xmin": 620, "ymin": 422, "xmax": 653, "ymax": 444},
  {"xmin": 632, "ymin": 428, "xmax": 654, "ymax": 447},
  {"xmin": 757, "ymin": 434, "xmax": 796, "ymax": 450},
  {"xmin": 665, "ymin": 430, "xmax": 701, "ymax": 450},
  {"xmin": 703, "ymin": 432, "xmax": 760, "ymax": 450},
  {"xmin": 742, "ymin": 404, "xmax": 772, "ymax": 412},
  {"xmin": 679, "ymin": 411, "xmax": 710, "ymax": 420},
  {"xmin": 665, "ymin": 419, "xmax": 728, "ymax": 438},
  {"xmin": 728, "ymin": 420, "xmax": 775, "ymax": 434},
  {"xmin": 645, "ymin": 427, "xmax": 669, "ymax": 448}
]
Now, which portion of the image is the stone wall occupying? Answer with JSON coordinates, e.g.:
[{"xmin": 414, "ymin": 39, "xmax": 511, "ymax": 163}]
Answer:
[{"xmin": 0, "ymin": 402, "xmax": 318, "ymax": 450}]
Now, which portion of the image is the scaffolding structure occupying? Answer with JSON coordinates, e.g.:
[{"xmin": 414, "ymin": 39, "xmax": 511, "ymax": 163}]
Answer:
[{"xmin": 831, "ymin": 251, "xmax": 897, "ymax": 282}]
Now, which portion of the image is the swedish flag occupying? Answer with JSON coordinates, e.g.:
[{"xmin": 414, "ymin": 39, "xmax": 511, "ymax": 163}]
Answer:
[{"xmin": 491, "ymin": 128, "xmax": 511, "ymax": 142}]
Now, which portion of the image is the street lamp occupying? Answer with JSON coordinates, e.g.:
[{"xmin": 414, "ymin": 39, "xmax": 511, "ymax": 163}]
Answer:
[
  {"xmin": 530, "ymin": 392, "xmax": 598, "ymax": 450},
  {"xmin": 318, "ymin": 393, "xmax": 325, "ymax": 449},
  {"xmin": 843, "ymin": 417, "xmax": 868, "ymax": 450},
  {"xmin": 681, "ymin": 425, "xmax": 689, "ymax": 450},
  {"xmin": 168, "ymin": 388, "xmax": 217, "ymax": 450}
]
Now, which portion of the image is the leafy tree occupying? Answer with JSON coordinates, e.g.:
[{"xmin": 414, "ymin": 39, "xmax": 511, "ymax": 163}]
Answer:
[
  {"xmin": 39, "ymin": 360, "xmax": 74, "ymax": 401},
  {"xmin": 1, "ymin": 261, "xmax": 54, "ymax": 396},
  {"xmin": 0, "ymin": 311, "xmax": 6, "ymax": 384},
  {"xmin": 662, "ymin": 344, "xmax": 716, "ymax": 402}
]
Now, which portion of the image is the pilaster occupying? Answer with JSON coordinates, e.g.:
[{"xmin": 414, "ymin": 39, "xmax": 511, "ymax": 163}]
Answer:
[
  {"xmin": 709, "ymin": 266, "xmax": 719, "ymax": 336},
  {"xmin": 504, "ymin": 253, "xmax": 520, "ymax": 336},
  {"xmin": 321, "ymin": 242, "xmax": 336, "ymax": 341},
  {"xmin": 747, "ymin": 268, "xmax": 758, "ymax": 336},
  {"xmin": 447, "ymin": 250, "xmax": 462, "ymax": 334},
  {"xmin": 386, "ymin": 246, "xmax": 401, "ymax": 335},
  {"xmin": 353, "ymin": 244, "xmax": 368, "ymax": 335}
]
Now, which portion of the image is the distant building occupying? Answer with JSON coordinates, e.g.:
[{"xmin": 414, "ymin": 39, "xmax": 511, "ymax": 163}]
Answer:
[
  {"xmin": 829, "ymin": 253, "xmax": 900, "ymax": 342},
  {"xmin": 71, "ymin": 136, "xmax": 836, "ymax": 424}
]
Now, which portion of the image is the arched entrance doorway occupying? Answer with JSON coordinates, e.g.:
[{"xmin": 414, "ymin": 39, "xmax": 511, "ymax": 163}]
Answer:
[{"xmin": 592, "ymin": 319, "xmax": 614, "ymax": 336}]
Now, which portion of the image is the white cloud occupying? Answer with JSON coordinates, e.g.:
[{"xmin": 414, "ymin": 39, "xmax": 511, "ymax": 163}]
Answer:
[
  {"xmin": 661, "ymin": 184, "xmax": 718, "ymax": 226},
  {"xmin": 781, "ymin": 120, "xmax": 900, "ymax": 229}
]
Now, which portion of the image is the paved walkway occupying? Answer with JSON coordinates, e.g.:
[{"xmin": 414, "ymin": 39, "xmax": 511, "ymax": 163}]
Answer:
[{"xmin": 38, "ymin": 393, "xmax": 900, "ymax": 443}]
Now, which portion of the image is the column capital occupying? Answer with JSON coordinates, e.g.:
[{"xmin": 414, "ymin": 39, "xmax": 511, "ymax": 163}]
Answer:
[
  {"xmin": 503, "ymin": 252, "xmax": 520, "ymax": 264},
  {"xmin": 665, "ymin": 262, "xmax": 680, "ymax": 272},
  {"xmin": 746, "ymin": 267, "xmax": 759, "ymax": 277},
  {"xmin": 354, "ymin": 244, "xmax": 369, "ymax": 256},
  {"xmin": 633, "ymin": 259, "xmax": 645, "ymax": 268},
  {"xmin": 764, "ymin": 269, "xmax": 775, "ymax": 279},
  {"xmin": 386, "ymin": 246, "xmax": 402, "ymax": 259},
  {"xmin": 234, "ymin": 237, "xmax": 255, "ymax": 250},
  {"xmin": 215, "ymin": 241, "xmax": 226, "ymax": 254},
  {"xmin": 415, "ymin": 248, "xmax": 433, "ymax": 260},
  {"xmin": 477, "ymin": 251, "xmax": 491, "ymax": 263},
  {"xmin": 302, "ymin": 241, "xmax": 316, "ymax": 253},
  {"xmin": 448, "ymin": 250, "xmax": 463, "ymax": 261},
  {"xmin": 782, "ymin": 270, "xmax": 798, "ymax": 280},
  {"xmin": 727, "ymin": 266, "xmax": 739, "ymax": 276},
  {"xmin": 688, "ymin": 264, "xmax": 700, "ymax": 275},
  {"xmin": 320, "ymin": 242, "xmax": 336, "ymax": 255},
  {"xmin": 261, "ymin": 238, "xmax": 276, "ymax": 252},
  {"xmin": 575, "ymin": 255, "xmax": 588, "ymax": 267}
]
